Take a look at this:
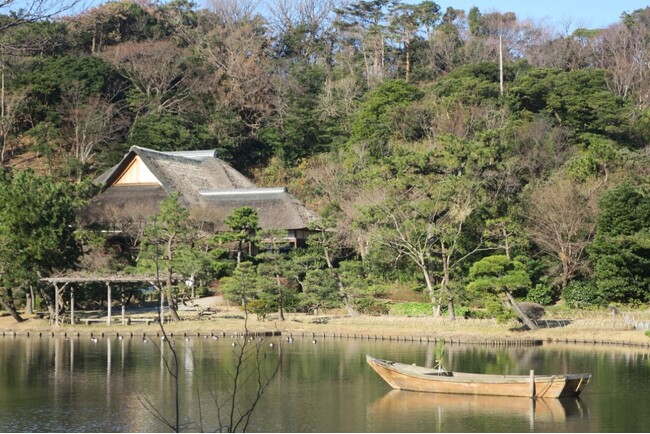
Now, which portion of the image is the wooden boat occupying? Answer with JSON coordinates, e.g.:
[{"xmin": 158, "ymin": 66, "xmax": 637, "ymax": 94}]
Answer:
[{"xmin": 366, "ymin": 355, "xmax": 591, "ymax": 398}]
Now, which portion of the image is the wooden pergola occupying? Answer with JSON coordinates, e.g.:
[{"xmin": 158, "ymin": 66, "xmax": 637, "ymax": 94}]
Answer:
[{"xmin": 40, "ymin": 275, "xmax": 162, "ymax": 327}]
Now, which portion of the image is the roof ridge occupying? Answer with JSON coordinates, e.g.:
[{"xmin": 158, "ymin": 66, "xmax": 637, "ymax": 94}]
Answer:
[
  {"xmin": 130, "ymin": 146, "xmax": 217, "ymax": 163},
  {"xmin": 199, "ymin": 187, "xmax": 288, "ymax": 196}
]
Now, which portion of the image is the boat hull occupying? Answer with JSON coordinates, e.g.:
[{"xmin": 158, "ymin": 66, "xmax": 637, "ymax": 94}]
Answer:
[{"xmin": 366, "ymin": 355, "xmax": 591, "ymax": 398}]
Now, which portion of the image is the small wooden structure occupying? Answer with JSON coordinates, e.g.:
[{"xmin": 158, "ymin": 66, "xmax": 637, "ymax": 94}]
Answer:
[
  {"xmin": 40, "ymin": 275, "xmax": 161, "ymax": 327},
  {"xmin": 366, "ymin": 355, "xmax": 591, "ymax": 399}
]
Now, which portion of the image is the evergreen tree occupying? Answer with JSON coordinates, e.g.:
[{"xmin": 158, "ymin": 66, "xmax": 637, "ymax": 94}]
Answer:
[{"xmin": 590, "ymin": 182, "xmax": 650, "ymax": 304}]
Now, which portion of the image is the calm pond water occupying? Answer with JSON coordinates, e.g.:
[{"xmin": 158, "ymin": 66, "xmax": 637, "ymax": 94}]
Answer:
[{"xmin": 1, "ymin": 333, "xmax": 649, "ymax": 432}]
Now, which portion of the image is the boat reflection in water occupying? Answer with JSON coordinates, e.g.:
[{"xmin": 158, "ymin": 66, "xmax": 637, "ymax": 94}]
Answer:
[{"xmin": 368, "ymin": 389, "xmax": 590, "ymax": 430}]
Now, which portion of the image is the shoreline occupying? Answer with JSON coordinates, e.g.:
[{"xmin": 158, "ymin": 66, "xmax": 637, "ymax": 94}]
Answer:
[{"xmin": 2, "ymin": 311, "xmax": 649, "ymax": 349}]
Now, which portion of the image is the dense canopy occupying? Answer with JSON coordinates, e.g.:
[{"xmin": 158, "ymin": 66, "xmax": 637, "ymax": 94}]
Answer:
[{"xmin": 0, "ymin": 0, "xmax": 649, "ymax": 322}]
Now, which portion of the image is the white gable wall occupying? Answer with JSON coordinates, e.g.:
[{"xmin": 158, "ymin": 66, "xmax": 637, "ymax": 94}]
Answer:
[{"xmin": 113, "ymin": 156, "xmax": 161, "ymax": 186}]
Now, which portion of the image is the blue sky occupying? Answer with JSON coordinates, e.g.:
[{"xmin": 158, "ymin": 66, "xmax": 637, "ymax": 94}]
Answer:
[
  {"xmin": 6, "ymin": 0, "xmax": 648, "ymax": 31},
  {"xmin": 434, "ymin": 0, "xmax": 650, "ymax": 30}
]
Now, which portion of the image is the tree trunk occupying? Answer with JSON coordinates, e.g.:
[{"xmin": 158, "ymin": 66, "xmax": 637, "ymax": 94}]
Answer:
[
  {"xmin": 165, "ymin": 234, "xmax": 181, "ymax": 322},
  {"xmin": 25, "ymin": 288, "xmax": 33, "ymax": 315},
  {"xmin": 405, "ymin": 40, "xmax": 411, "ymax": 82},
  {"xmin": 447, "ymin": 297, "xmax": 455, "ymax": 320},
  {"xmin": 236, "ymin": 240, "xmax": 243, "ymax": 267},
  {"xmin": 0, "ymin": 289, "xmax": 24, "ymax": 322},
  {"xmin": 422, "ymin": 265, "xmax": 441, "ymax": 317},
  {"xmin": 341, "ymin": 293, "xmax": 358, "ymax": 316},
  {"xmin": 501, "ymin": 225, "xmax": 511, "ymax": 260},
  {"xmin": 165, "ymin": 289, "xmax": 180, "ymax": 322},
  {"xmin": 504, "ymin": 290, "xmax": 538, "ymax": 330},
  {"xmin": 324, "ymin": 247, "xmax": 358, "ymax": 316},
  {"xmin": 38, "ymin": 285, "xmax": 56, "ymax": 318},
  {"xmin": 276, "ymin": 274, "xmax": 285, "ymax": 321},
  {"xmin": 440, "ymin": 244, "xmax": 455, "ymax": 320}
]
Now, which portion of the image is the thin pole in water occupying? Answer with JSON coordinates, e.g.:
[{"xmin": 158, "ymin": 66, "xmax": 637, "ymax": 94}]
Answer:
[{"xmin": 529, "ymin": 370, "xmax": 536, "ymax": 399}]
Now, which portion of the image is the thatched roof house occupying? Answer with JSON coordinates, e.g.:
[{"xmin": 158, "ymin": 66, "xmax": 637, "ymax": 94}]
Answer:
[{"xmin": 83, "ymin": 146, "xmax": 319, "ymax": 244}]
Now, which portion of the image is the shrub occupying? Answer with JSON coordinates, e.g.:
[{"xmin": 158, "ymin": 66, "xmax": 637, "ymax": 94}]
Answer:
[
  {"xmin": 246, "ymin": 298, "xmax": 277, "ymax": 320},
  {"xmin": 351, "ymin": 297, "xmax": 376, "ymax": 310},
  {"xmin": 518, "ymin": 302, "xmax": 545, "ymax": 320},
  {"xmin": 196, "ymin": 286, "xmax": 213, "ymax": 298},
  {"xmin": 526, "ymin": 284, "xmax": 556, "ymax": 305},
  {"xmin": 389, "ymin": 302, "xmax": 432, "ymax": 317},
  {"xmin": 485, "ymin": 300, "xmax": 517, "ymax": 323},
  {"xmin": 562, "ymin": 280, "xmax": 602, "ymax": 308}
]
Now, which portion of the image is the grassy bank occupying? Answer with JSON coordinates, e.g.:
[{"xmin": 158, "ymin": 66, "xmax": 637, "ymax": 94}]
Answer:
[{"xmin": 2, "ymin": 307, "xmax": 650, "ymax": 348}]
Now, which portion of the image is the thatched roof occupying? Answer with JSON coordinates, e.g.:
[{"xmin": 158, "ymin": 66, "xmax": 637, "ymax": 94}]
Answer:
[
  {"xmin": 83, "ymin": 146, "xmax": 319, "ymax": 231},
  {"xmin": 198, "ymin": 188, "xmax": 318, "ymax": 231}
]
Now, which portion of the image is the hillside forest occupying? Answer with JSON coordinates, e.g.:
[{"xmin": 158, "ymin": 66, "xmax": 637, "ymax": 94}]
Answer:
[{"xmin": 0, "ymin": 0, "xmax": 649, "ymax": 323}]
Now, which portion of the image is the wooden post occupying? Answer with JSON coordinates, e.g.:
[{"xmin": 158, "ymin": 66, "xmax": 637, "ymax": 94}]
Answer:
[
  {"xmin": 529, "ymin": 370, "xmax": 536, "ymax": 399},
  {"xmin": 53, "ymin": 282, "xmax": 68, "ymax": 327},
  {"xmin": 121, "ymin": 287, "xmax": 126, "ymax": 325},
  {"xmin": 106, "ymin": 282, "xmax": 112, "ymax": 325},
  {"xmin": 70, "ymin": 287, "xmax": 75, "ymax": 325},
  {"xmin": 54, "ymin": 283, "xmax": 60, "ymax": 327}
]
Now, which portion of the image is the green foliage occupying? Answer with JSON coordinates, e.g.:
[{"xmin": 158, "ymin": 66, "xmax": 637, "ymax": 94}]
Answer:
[
  {"xmin": 466, "ymin": 255, "xmax": 531, "ymax": 295},
  {"xmin": 0, "ymin": 170, "xmax": 81, "ymax": 281},
  {"xmin": 562, "ymin": 280, "xmax": 601, "ymax": 308},
  {"xmin": 126, "ymin": 113, "xmax": 215, "ymax": 152},
  {"xmin": 259, "ymin": 64, "xmax": 339, "ymax": 165},
  {"xmin": 485, "ymin": 299, "xmax": 517, "ymax": 323},
  {"xmin": 525, "ymin": 284, "xmax": 556, "ymax": 306},
  {"xmin": 246, "ymin": 298, "xmax": 277, "ymax": 319},
  {"xmin": 3, "ymin": 0, "xmax": 650, "ymax": 320},
  {"xmin": 589, "ymin": 182, "xmax": 650, "ymax": 304},
  {"xmin": 433, "ymin": 62, "xmax": 505, "ymax": 104},
  {"xmin": 17, "ymin": 55, "xmax": 120, "ymax": 121},
  {"xmin": 349, "ymin": 79, "xmax": 423, "ymax": 156},
  {"xmin": 224, "ymin": 207, "xmax": 259, "ymax": 234},
  {"xmin": 220, "ymin": 262, "xmax": 258, "ymax": 306},
  {"xmin": 0, "ymin": 171, "xmax": 82, "ymax": 318},
  {"xmin": 137, "ymin": 192, "xmax": 206, "ymax": 311},
  {"xmin": 388, "ymin": 302, "xmax": 431, "ymax": 316},
  {"xmin": 566, "ymin": 133, "xmax": 619, "ymax": 181},
  {"xmin": 299, "ymin": 268, "xmax": 340, "ymax": 312},
  {"xmin": 509, "ymin": 68, "xmax": 629, "ymax": 138}
]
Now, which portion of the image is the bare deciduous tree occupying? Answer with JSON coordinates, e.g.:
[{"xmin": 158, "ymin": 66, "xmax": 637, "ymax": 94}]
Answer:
[
  {"xmin": 142, "ymin": 278, "xmax": 280, "ymax": 433},
  {"xmin": 99, "ymin": 40, "xmax": 200, "ymax": 116},
  {"xmin": 592, "ymin": 22, "xmax": 650, "ymax": 105},
  {"xmin": 522, "ymin": 20, "xmax": 593, "ymax": 70},
  {"xmin": 525, "ymin": 177, "xmax": 599, "ymax": 289},
  {"xmin": 59, "ymin": 81, "xmax": 123, "ymax": 167},
  {"xmin": 0, "ymin": 0, "xmax": 86, "ymax": 34},
  {"xmin": 269, "ymin": 0, "xmax": 338, "ymax": 52},
  {"xmin": 166, "ymin": 1, "xmax": 275, "ymax": 133}
]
